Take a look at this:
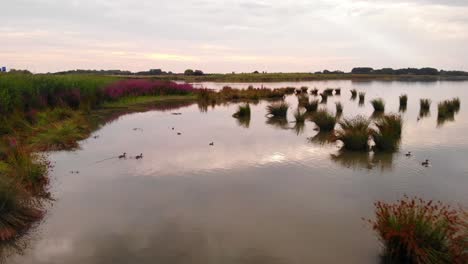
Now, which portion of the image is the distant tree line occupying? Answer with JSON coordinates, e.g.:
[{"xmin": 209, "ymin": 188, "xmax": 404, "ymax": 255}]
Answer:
[{"xmin": 348, "ymin": 67, "xmax": 468, "ymax": 76}]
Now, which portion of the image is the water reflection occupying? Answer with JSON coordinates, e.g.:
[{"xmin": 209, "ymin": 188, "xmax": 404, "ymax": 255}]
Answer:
[
  {"xmin": 234, "ymin": 116, "xmax": 251, "ymax": 128},
  {"xmin": 399, "ymin": 105, "xmax": 407, "ymax": 113},
  {"xmin": 266, "ymin": 117, "xmax": 289, "ymax": 129},
  {"xmin": 330, "ymin": 151, "xmax": 373, "ymax": 170},
  {"xmin": 292, "ymin": 122, "xmax": 305, "ymax": 136},
  {"xmin": 419, "ymin": 108, "xmax": 430, "ymax": 119},
  {"xmin": 308, "ymin": 131, "xmax": 335, "ymax": 146}
]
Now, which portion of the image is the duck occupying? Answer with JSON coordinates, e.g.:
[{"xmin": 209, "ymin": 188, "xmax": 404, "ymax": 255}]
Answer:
[
  {"xmin": 118, "ymin": 152, "xmax": 126, "ymax": 159},
  {"xmin": 405, "ymin": 151, "xmax": 412, "ymax": 157},
  {"xmin": 177, "ymin": 132, "xmax": 181, "ymax": 135},
  {"xmin": 209, "ymin": 142, "xmax": 214, "ymax": 146},
  {"xmin": 421, "ymin": 159, "xmax": 430, "ymax": 166},
  {"xmin": 135, "ymin": 153, "xmax": 143, "ymax": 159},
  {"xmin": 172, "ymin": 127, "xmax": 175, "ymax": 130}
]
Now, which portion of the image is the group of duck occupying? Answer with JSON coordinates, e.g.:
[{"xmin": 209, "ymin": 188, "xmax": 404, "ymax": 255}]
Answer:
[
  {"xmin": 118, "ymin": 152, "xmax": 143, "ymax": 160},
  {"xmin": 405, "ymin": 151, "xmax": 430, "ymax": 167}
]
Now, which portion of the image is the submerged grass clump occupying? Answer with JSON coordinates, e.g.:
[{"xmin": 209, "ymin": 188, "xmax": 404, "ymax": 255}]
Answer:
[
  {"xmin": 335, "ymin": 88, "xmax": 341, "ymax": 95},
  {"xmin": 366, "ymin": 196, "xmax": 468, "ymax": 264},
  {"xmin": 297, "ymin": 94, "xmax": 310, "ymax": 107},
  {"xmin": 324, "ymin": 88, "xmax": 334, "ymax": 96},
  {"xmin": 359, "ymin": 92, "xmax": 365, "ymax": 105},
  {"xmin": 371, "ymin": 114, "xmax": 403, "ymax": 152},
  {"xmin": 310, "ymin": 88, "xmax": 319, "ymax": 96},
  {"xmin": 300, "ymin": 86, "xmax": 308, "ymax": 93},
  {"xmin": 312, "ymin": 110, "xmax": 336, "ymax": 132},
  {"xmin": 336, "ymin": 116, "xmax": 370, "ymax": 151},
  {"xmin": 320, "ymin": 93, "xmax": 328, "ymax": 104},
  {"xmin": 266, "ymin": 102, "xmax": 289, "ymax": 118},
  {"xmin": 420, "ymin": 99, "xmax": 431, "ymax": 112},
  {"xmin": 371, "ymin": 98, "xmax": 385, "ymax": 112},
  {"xmin": 232, "ymin": 104, "xmax": 251, "ymax": 118},
  {"xmin": 438, "ymin": 98, "xmax": 461, "ymax": 118}
]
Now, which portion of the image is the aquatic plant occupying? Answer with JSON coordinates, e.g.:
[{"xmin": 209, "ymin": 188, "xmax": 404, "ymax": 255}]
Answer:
[
  {"xmin": 335, "ymin": 102, "xmax": 343, "ymax": 114},
  {"xmin": 198, "ymin": 86, "xmax": 293, "ymax": 104},
  {"xmin": 266, "ymin": 102, "xmax": 289, "ymax": 118},
  {"xmin": 312, "ymin": 110, "xmax": 336, "ymax": 131},
  {"xmin": 294, "ymin": 109, "xmax": 306, "ymax": 123},
  {"xmin": 324, "ymin": 88, "xmax": 334, "ymax": 96},
  {"xmin": 350, "ymin": 89, "xmax": 357, "ymax": 99},
  {"xmin": 399, "ymin": 94, "xmax": 408, "ymax": 108},
  {"xmin": 303, "ymin": 99, "xmax": 319, "ymax": 113},
  {"xmin": 366, "ymin": 196, "xmax": 468, "ymax": 264},
  {"xmin": 266, "ymin": 116, "xmax": 289, "ymax": 129},
  {"xmin": 359, "ymin": 92, "xmax": 365, "ymax": 105},
  {"xmin": 320, "ymin": 93, "xmax": 328, "ymax": 104},
  {"xmin": 371, "ymin": 98, "xmax": 385, "ymax": 112},
  {"xmin": 232, "ymin": 104, "xmax": 251, "ymax": 118},
  {"xmin": 297, "ymin": 94, "xmax": 310, "ymax": 107},
  {"xmin": 335, "ymin": 88, "xmax": 341, "ymax": 95},
  {"xmin": 336, "ymin": 116, "xmax": 370, "ymax": 151},
  {"xmin": 420, "ymin": 99, "xmax": 431, "ymax": 112},
  {"xmin": 300, "ymin": 86, "xmax": 308, "ymax": 93},
  {"xmin": 438, "ymin": 98, "xmax": 461, "ymax": 119},
  {"xmin": 371, "ymin": 114, "xmax": 403, "ymax": 152},
  {"xmin": 310, "ymin": 88, "xmax": 319, "ymax": 96}
]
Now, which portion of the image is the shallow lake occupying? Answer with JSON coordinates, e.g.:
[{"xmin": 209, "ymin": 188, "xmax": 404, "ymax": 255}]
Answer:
[{"xmin": 6, "ymin": 80, "xmax": 468, "ymax": 263}]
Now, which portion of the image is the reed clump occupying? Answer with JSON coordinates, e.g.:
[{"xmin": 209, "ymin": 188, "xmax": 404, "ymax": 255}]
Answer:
[
  {"xmin": 371, "ymin": 98, "xmax": 385, "ymax": 112},
  {"xmin": 438, "ymin": 98, "xmax": 461, "ymax": 119},
  {"xmin": 324, "ymin": 88, "xmax": 334, "ymax": 96},
  {"xmin": 310, "ymin": 88, "xmax": 319, "ymax": 96},
  {"xmin": 335, "ymin": 88, "xmax": 341, "ymax": 95},
  {"xmin": 320, "ymin": 93, "xmax": 328, "ymax": 104},
  {"xmin": 294, "ymin": 109, "xmax": 306, "ymax": 124},
  {"xmin": 336, "ymin": 116, "xmax": 370, "ymax": 151},
  {"xmin": 350, "ymin": 89, "xmax": 357, "ymax": 99},
  {"xmin": 420, "ymin": 99, "xmax": 431, "ymax": 112},
  {"xmin": 303, "ymin": 99, "xmax": 319, "ymax": 113},
  {"xmin": 312, "ymin": 110, "xmax": 336, "ymax": 131},
  {"xmin": 232, "ymin": 104, "xmax": 251, "ymax": 118},
  {"xmin": 399, "ymin": 94, "xmax": 408, "ymax": 108},
  {"xmin": 366, "ymin": 196, "xmax": 468, "ymax": 264},
  {"xmin": 266, "ymin": 102, "xmax": 289, "ymax": 118},
  {"xmin": 371, "ymin": 114, "xmax": 402, "ymax": 152},
  {"xmin": 335, "ymin": 102, "xmax": 343, "ymax": 114},
  {"xmin": 359, "ymin": 92, "xmax": 365, "ymax": 105}
]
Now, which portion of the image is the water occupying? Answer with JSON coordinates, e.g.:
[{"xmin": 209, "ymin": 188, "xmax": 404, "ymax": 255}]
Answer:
[{"xmin": 6, "ymin": 80, "xmax": 468, "ymax": 263}]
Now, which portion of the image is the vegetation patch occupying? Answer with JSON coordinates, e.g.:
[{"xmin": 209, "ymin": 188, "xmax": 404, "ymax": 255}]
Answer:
[
  {"xmin": 371, "ymin": 98, "xmax": 385, "ymax": 112},
  {"xmin": 312, "ymin": 110, "xmax": 336, "ymax": 132},
  {"xmin": 232, "ymin": 104, "xmax": 251, "ymax": 118},
  {"xmin": 335, "ymin": 102, "xmax": 343, "ymax": 115},
  {"xmin": 266, "ymin": 102, "xmax": 289, "ymax": 118},
  {"xmin": 350, "ymin": 89, "xmax": 357, "ymax": 100},
  {"xmin": 366, "ymin": 196, "xmax": 468, "ymax": 264},
  {"xmin": 336, "ymin": 116, "xmax": 370, "ymax": 151},
  {"xmin": 399, "ymin": 94, "xmax": 408, "ymax": 108},
  {"xmin": 420, "ymin": 99, "xmax": 431, "ymax": 112},
  {"xmin": 303, "ymin": 99, "xmax": 319, "ymax": 113},
  {"xmin": 371, "ymin": 114, "xmax": 403, "ymax": 152}
]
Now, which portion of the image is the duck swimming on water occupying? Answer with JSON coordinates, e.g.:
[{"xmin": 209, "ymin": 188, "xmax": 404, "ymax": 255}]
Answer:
[
  {"xmin": 136, "ymin": 153, "xmax": 143, "ymax": 159},
  {"xmin": 118, "ymin": 152, "xmax": 126, "ymax": 159},
  {"xmin": 421, "ymin": 159, "xmax": 430, "ymax": 166},
  {"xmin": 405, "ymin": 151, "xmax": 412, "ymax": 157}
]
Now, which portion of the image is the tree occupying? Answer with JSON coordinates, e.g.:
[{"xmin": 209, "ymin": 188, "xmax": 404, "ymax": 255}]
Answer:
[
  {"xmin": 351, "ymin": 67, "xmax": 374, "ymax": 74},
  {"xmin": 193, "ymin": 70, "xmax": 204, "ymax": 76},
  {"xmin": 184, "ymin": 69, "xmax": 194, "ymax": 75}
]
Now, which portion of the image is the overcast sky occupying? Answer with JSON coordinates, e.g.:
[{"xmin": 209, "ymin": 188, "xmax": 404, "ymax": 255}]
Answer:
[{"xmin": 1, "ymin": 0, "xmax": 467, "ymax": 73}]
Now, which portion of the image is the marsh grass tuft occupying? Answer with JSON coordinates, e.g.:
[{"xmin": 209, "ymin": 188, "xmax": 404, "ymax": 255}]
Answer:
[
  {"xmin": 420, "ymin": 99, "xmax": 431, "ymax": 112},
  {"xmin": 294, "ymin": 109, "xmax": 307, "ymax": 124},
  {"xmin": 297, "ymin": 94, "xmax": 309, "ymax": 107},
  {"xmin": 324, "ymin": 88, "xmax": 334, "ymax": 96},
  {"xmin": 371, "ymin": 98, "xmax": 385, "ymax": 112},
  {"xmin": 371, "ymin": 114, "xmax": 402, "ymax": 152},
  {"xmin": 300, "ymin": 86, "xmax": 308, "ymax": 93},
  {"xmin": 335, "ymin": 102, "xmax": 343, "ymax": 114},
  {"xmin": 232, "ymin": 104, "xmax": 251, "ymax": 118},
  {"xmin": 350, "ymin": 89, "xmax": 357, "ymax": 100},
  {"xmin": 399, "ymin": 94, "xmax": 408, "ymax": 108},
  {"xmin": 266, "ymin": 102, "xmax": 289, "ymax": 118},
  {"xmin": 366, "ymin": 196, "xmax": 468, "ymax": 264},
  {"xmin": 312, "ymin": 110, "xmax": 336, "ymax": 131},
  {"xmin": 303, "ymin": 99, "xmax": 319, "ymax": 113},
  {"xmin": 336, "ymin": 116, "xmax": 370, "ymax": 151},
  {"xmin": 320, "ymin": 93, "xmax": 328, "ymax": 104},
  {"xmin": 335, "ymin": 88, "xmax": 341, "ymax": 95},
  {"xmin": 437, "ymin": 98, "xmax": 461, "ymax": 125},
  {"xmin": 310, "ymin": 88, "xmax": 319, "ymax": 96},
  {"xmin": 358, "ymin": 92, "xmax": 365, "ymax": 106}
]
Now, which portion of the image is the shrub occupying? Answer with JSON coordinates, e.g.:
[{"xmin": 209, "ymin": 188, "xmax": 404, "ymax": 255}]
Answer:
[
  {"xmin": 232, "ymin": 104, "xmax": 250, "ymax": 118},
  {"xmin": 312, "ymin": 110, "xmax": 336, "ymax": 131},
  {"xmin": 336, "ymin": 116, "xmax": 370, "ymax": 151},
  {"xmin": 420, "ymin": 99, "xmax": 431, "ymax": 111},
  {"xmin": 266, "ymin": 102, "xmax": 289, "ymax": 118},
  {"xmin": 371, "ymin": 114, "xmax": 403, "ymax": 152},
  {"xmin": 366, "ymin": 196, "xmax": 468, "ymax": 264},
  {"xmin": 303, "ymin": 99, "xmax": 319, "ymax": 112},
  {"xmin": 371, "ymin": 98, "xmax": 385, "ymax": 112}
]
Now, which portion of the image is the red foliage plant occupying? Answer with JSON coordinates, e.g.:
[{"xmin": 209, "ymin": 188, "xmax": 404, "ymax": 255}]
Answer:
[{"xmin": 365, "ymin": 195, "xmax": 467, "ymax": 264}]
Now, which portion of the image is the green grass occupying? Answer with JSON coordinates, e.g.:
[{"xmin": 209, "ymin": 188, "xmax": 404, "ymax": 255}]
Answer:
[
  {"xmin": 336, "ymin": 116, "xmax": 370, "ymax": 151},
  {"xmin": 232, "ymin": 104, "xmax": 251, "ymax": 118},
  {"xmin": 371, "ymin": 114, "xmax": 403, "ymax": 152},
  {"xmin": 312, "ymin": 110, "xmax": 336, "ymax": 131},
  {"xmin": 371, "ymin": 98, "xmax": 385, "ymax": 112},
  {"xmin": 266, "ymin": 102, "xmax": 289, "ymax": 118},
  {"xmin": 420, "ymin": 99, "xmax": 431, "ymax": 111}
]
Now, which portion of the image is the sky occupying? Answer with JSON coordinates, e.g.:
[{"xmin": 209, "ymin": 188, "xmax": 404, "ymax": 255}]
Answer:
[{"xmin": 1, "ymin": 0, "xmax": 468, "ymax": 73}]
